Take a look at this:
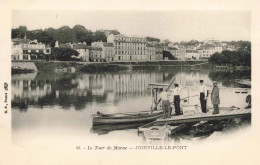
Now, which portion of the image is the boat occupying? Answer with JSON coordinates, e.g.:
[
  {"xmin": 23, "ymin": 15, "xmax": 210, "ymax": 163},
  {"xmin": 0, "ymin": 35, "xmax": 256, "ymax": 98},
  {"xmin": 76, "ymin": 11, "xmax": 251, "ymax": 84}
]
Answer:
[
  {"xmin": 92, "ymin": 82, "xmax": 176, "ymax": 126},
  {"xmin": 92, "ymin": 110, "xmax": 164, "ymax": 125}
]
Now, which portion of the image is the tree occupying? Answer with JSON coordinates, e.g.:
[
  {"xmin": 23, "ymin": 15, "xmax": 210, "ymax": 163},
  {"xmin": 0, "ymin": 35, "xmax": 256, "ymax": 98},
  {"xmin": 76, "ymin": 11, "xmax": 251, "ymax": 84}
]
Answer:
[
  {"xmin": 34, "ymin": 31, "xmax": 55, "ymax": 47},
  {"xmin": 11, "ymin": 26, "xmax": 28, "ymax": 38},
  {"xmin": 208, "ymin": 53, "xmax": 220, "ymax": 65},
  {"xmin": 51, "ymin": 47, "xmax": 79, "ymax": 61},
  {"xmin": 55, "ymin": 26, "xmax": 77, "ymax": 44},
  {"xmin": 163, "ymin": 39, "xmax": 171, "ymax": 45},
  {"xmin": 146, "ymin": 37, "xmax": 160, "ymax": 42},
  {"xmin": 238, "ymin": 41, "xmax": 251, "ymax": 52},
  {"xmin": 93, "ymin": 30, "xmax": 107, "ymax": 42},
  {"xmin": 18, "ymin": 26, "xmax": 27, "ymax": 38},
  {"xmin": 72, "ymin": 25, "xmax": 87, "ymax": 32},
  {"xmin": 110, "ymin": 30, "xmax": 120, "ymax": 35},
  {"xmin": 11, "ymin": 28, "xmax": 20, "ymax": 38},
  {"xmin": 163, "ymin": 51, "xmax": 177, "ymax": 60},
  {"xmin": 209, "ymin": 49, "xmax": 251, "ymax": 66}
]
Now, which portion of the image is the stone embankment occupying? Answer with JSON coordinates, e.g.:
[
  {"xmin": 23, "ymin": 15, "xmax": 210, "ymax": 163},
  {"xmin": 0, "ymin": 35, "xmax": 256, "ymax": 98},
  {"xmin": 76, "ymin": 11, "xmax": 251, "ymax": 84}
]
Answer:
[
  {"xmin": 12, "ymin": 61, "xmax": 38, "ymax": 74},
  {"xmin": 12, "ymin": 60, "xmax": 210, "ymax": 73}
]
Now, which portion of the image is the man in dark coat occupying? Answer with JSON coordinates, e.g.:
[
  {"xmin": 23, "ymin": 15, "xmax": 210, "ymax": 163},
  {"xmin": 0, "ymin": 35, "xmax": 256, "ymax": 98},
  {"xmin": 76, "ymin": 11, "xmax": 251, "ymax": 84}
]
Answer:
[{"xmin": 211, "ymin": 81, "xmax": 220, "ymax": 114}]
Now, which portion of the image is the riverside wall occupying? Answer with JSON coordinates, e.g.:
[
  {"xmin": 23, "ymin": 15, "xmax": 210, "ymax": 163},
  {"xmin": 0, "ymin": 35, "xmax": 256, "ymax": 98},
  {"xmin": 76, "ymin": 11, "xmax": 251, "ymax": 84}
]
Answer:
[{"xmin": 11, "ymin": 60, "xmax": 210, "ymax": 73}]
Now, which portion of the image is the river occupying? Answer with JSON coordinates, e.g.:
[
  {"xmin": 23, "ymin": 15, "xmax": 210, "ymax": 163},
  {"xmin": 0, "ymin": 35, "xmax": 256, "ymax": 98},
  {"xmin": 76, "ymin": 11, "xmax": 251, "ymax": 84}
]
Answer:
[{"xmin": 11, "ymin": 68, "xmax": 251, "ymax": 146}]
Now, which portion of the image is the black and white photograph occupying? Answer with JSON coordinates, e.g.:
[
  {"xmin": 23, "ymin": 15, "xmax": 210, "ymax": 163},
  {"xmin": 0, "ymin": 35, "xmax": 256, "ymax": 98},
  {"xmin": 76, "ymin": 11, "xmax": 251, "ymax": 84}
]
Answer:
[
  {"xmin": 0, "ymin": 1, "xmax": 259, "ymax": 164},
  {"xmin": 11, "ymin": 10, "xmax": 251, "ymax": 145}
]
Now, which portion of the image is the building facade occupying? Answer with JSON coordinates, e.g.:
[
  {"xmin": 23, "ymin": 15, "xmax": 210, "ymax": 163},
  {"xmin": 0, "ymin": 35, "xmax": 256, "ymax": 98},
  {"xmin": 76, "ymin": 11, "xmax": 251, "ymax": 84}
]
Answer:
[
  {"xmin": 11, "ymin": 39, "xmax": 50, "ymax": 60},
  {"xmin": 107, "ymin": 34, "xmax": 146, "ymax": 61},
  {"xmin": 146, "ymin": 44, "xmax": 156, "ymax": 60},
  {"xmin": 185, "ymin": 49, "xmax": 199, "ymax": 60},
  {"xmin": 200, "ymin": 46, "xmax": 223, "ymax": 59},
  {"xmin": 73, "ymin": 44, "xmax": 90, "ymax": 62},
  {"xmin": 155, "ymin": 46, "xmax": 163, "ymax": 60},
  {"xmin": 167, "ymin": 47, "xmax": 179, "ymax": 59},
  {"xmin": 89, "ymin": 47, "xmax": 103, "ymax": 62},
  {"xmin": 178, "ymin": 46, "xmax": 186, "ymax": 61},
  {"xmin": 91, "ymin": 41, "xmax": 115, "ymax": 62}
]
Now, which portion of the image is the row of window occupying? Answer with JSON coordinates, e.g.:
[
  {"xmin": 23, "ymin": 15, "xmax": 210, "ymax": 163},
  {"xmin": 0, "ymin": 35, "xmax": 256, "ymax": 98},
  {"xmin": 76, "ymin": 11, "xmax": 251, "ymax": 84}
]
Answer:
[
  {"xmin": 116, "ymin": 50, "xmax": 146, "ymax": 55},
  {"xmin": 115, "ymin": 42, "xmax": 146, "ymax": 46},
  {"xmin": 115, "ymin": 37, "xmax": 146, "ymax": 42},
  {"xmin": 91, "ymin": 54, "xmax": 103, "ymax": 58},
  {"xmin": 116, "ymin": 46, "xmax": 145, "ymax": 50},
  {"xmin": 117, "ymin": 55, "xmax": 147, "ymax": 61},
  {"xmin": 22, "ymin": 44, "xmax": 45, "ymax": 49},
  {"xmin": 23, "ymin": 50, "xmax": 44, "ymax": 53}
]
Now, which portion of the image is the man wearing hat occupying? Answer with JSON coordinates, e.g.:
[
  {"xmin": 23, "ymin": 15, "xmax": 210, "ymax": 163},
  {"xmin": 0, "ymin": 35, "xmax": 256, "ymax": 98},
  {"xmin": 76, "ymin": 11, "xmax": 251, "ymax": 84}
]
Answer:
[
  {"xmin": 199, "ymin": 80, "xmax": 207, "ymax": 113},
  {"xmin": 211, "ymin": 81, "xmax": 220, "ymax": 114},
  {"xmin": 158, "ymin": 88, "xmax": 171, "ymax": 118}
]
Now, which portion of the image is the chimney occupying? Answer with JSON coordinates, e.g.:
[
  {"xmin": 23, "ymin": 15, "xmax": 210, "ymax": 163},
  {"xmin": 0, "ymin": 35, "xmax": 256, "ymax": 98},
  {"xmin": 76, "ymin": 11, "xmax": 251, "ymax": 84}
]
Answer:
[{"xmin": 55, "ymin": 41, "xmax": 59, "ymax": 48}]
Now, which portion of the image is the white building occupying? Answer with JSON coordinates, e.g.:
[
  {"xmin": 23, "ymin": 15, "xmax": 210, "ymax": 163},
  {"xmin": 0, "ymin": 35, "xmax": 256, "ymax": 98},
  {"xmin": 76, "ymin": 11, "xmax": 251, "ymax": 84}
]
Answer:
[
  {"xmin": 73, "ymin": 44, "xmax": 90, "ymax": 62},
  {"xmin": 11, "ymin": 39, "xmax": 50, "ymax": 60},
  {"xmin": 186, "ymin": 49, "xmax": 199, "ymax": 60},
  {"xmin": 200, "ymin": 45, "xmax": 223, "ymax": 59},
  {"xmin": 107, "ymin": 34, "xmax": 146, "ymax": 61},
  {"xmin": 12, "ymin": 44, "xmax": 23, "ymax": 60}
]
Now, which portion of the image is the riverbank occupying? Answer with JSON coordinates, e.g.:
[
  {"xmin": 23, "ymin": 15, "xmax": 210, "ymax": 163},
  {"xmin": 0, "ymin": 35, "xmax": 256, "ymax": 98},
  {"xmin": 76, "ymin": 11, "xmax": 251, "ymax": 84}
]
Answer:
[
  {"xmin": 12, "ymin": 60, "xmax": 211, "ymax": 73},
  {"xmin": 11, "ymin": 62, "xmax": 38, "ymax": 74},
  {"xmin": 215, "ymin": 65, "xmax": 251, "ymax": 71}
]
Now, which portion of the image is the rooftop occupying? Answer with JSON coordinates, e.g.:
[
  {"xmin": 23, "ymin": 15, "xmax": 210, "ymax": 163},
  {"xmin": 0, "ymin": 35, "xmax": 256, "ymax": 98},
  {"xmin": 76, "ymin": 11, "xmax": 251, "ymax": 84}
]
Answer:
[
  {"xmin": 90, "ymin": 46, "xmax": 103, "ymax": 51},
  {"xmin": 168, "ymin": 47, "xmax": 178, "ymax": 50},
  {"xmin": 12, "ymin": 38, "xmax": 31, "ymax": 44},
  {"xmin": 59, "ymin": 44, "xmax": 73, "ymax": 48},
  {"xmin": 103, "ymin": 42, "xmax": 114, "ymax": 47},
  {"xmin": 73, "ymin": 44, "xmax": 89, "ymax": 49},
  {"xmin": 186, "ymin": 50, "xmax": 199, "ymax": 53}
]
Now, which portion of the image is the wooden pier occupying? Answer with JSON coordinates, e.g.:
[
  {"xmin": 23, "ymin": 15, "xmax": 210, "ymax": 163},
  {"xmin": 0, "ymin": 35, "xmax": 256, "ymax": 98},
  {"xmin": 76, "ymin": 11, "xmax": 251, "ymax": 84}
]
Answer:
[{"xmin": 152, "ymin": 108, "xmax": 251, "ymax": 126}]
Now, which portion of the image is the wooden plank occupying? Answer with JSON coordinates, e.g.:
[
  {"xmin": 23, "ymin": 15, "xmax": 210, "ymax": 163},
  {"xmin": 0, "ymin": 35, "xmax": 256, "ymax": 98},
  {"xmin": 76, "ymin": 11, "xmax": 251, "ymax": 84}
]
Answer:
[
  {"xmin": 171, "ymin": 124, "xmax": 187, "ymax": 133},
  {"xmin": 242, "ymin": 109, "xmax": 251, "ymax": 114},
  {"xmin": 154, "ymin": 112, "xmax": 251, "ymax": 125},
  {"xmin": 226, "ymin": 110, "xmax": 240, "ymax": 115},
  {"xmin": 220, "ymin": 110, "xmax": 232, "ymax": 115},
  {"xmin": 237, "ymin": 109, "xmax": 247, "ymax": 114},
  {"xmin": 235, "ymin": 108, "xmax": 248, "ymax": 114}
]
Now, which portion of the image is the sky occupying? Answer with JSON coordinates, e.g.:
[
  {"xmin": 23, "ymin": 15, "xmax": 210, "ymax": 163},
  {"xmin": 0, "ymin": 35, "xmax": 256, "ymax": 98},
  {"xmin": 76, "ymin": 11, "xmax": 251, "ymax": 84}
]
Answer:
[{"xmin": 12, "ymin": 10, "xmax": 251, "ymax": 42}]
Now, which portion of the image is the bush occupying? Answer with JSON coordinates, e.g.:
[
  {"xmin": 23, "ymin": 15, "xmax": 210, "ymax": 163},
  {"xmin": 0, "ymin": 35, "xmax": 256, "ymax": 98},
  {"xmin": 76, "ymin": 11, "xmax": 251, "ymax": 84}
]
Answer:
[
  {"xmin": 209, "ymin": 50, "xmax": 251, "ymax": 66},
  {"xmin": 51, "ymin": 47, "xmax": 79, "ymax": 61}
]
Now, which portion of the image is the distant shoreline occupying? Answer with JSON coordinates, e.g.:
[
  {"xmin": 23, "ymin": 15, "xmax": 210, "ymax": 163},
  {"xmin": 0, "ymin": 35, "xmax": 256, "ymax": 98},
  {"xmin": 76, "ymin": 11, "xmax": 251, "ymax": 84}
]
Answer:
[{"xmin": 11, "ymin": 60, "xmax": 250, "ymax": 74}]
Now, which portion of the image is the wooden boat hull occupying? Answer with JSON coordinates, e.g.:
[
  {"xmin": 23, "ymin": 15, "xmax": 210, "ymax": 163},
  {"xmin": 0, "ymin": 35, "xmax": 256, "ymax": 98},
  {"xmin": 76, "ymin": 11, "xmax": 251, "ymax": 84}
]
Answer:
[{"xmin": 92, "ymin": 111, "xmax": 164, "ymax": 125}]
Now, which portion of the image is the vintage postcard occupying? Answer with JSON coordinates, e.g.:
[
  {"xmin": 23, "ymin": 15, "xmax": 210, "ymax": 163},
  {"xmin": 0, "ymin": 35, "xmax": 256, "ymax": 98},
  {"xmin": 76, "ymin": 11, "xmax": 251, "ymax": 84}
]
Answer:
[{"xmin": 0, "ymin": 0, "xmax": 259, "ymax": 165}]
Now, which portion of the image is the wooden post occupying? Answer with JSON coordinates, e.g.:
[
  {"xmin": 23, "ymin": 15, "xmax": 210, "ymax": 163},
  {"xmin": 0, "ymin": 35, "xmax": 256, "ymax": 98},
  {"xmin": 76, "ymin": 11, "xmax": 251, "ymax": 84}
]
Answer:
[
  {"xmin": 188, "ymin": 89, "xmax": 190, "ymax": 105},
  {"xmin": 151, "ymin": 86, "xmax": 154, "ymax": 110}
]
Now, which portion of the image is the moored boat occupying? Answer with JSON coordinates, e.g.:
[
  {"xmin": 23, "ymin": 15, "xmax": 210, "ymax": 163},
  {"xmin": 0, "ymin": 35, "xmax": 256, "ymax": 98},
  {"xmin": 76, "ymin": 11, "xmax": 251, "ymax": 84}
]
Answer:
[{"xmin": 92, "ymin": 110, "xmax": 164, "ymax": 125}]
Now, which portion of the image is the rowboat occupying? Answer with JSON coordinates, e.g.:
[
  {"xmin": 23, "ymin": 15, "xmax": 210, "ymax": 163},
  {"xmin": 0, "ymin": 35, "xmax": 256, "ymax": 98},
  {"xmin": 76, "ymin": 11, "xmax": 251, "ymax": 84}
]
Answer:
[{"xmin": 92, "ymin": 110, "xmax": 164, "ymax": 125}]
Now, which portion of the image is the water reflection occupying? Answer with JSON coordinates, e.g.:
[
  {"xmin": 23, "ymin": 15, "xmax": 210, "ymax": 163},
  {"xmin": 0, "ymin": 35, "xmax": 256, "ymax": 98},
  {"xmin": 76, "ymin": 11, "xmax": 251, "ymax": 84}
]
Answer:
[
  {"xmin": 12, "ymin": 71, "xmax": 165, "ymax": 110},
  {"xmin": 12, "ymin": 69, "xmax": 250, "ymax": 111},
  {"xmin": 11, "ymin": 69, "xmax": 251, "ymax": 144}
]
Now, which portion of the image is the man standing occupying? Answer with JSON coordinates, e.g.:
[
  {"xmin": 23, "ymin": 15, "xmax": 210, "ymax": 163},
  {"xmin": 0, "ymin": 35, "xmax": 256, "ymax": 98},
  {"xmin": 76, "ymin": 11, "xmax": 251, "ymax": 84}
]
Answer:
[
  {"xmin": 199, "ymin": 80, "xmax": 207, "ymax": 113},
  {"xmin": 170, "ymin": 84, "xmax": 182, "ymax": 116},
  {"xmin": 158, "ymin": 88, "xmax": 171, "ymax": 118},
  {"xmin": 211, "ymin": 81, "xmax": 220, "ymax": 114}
]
